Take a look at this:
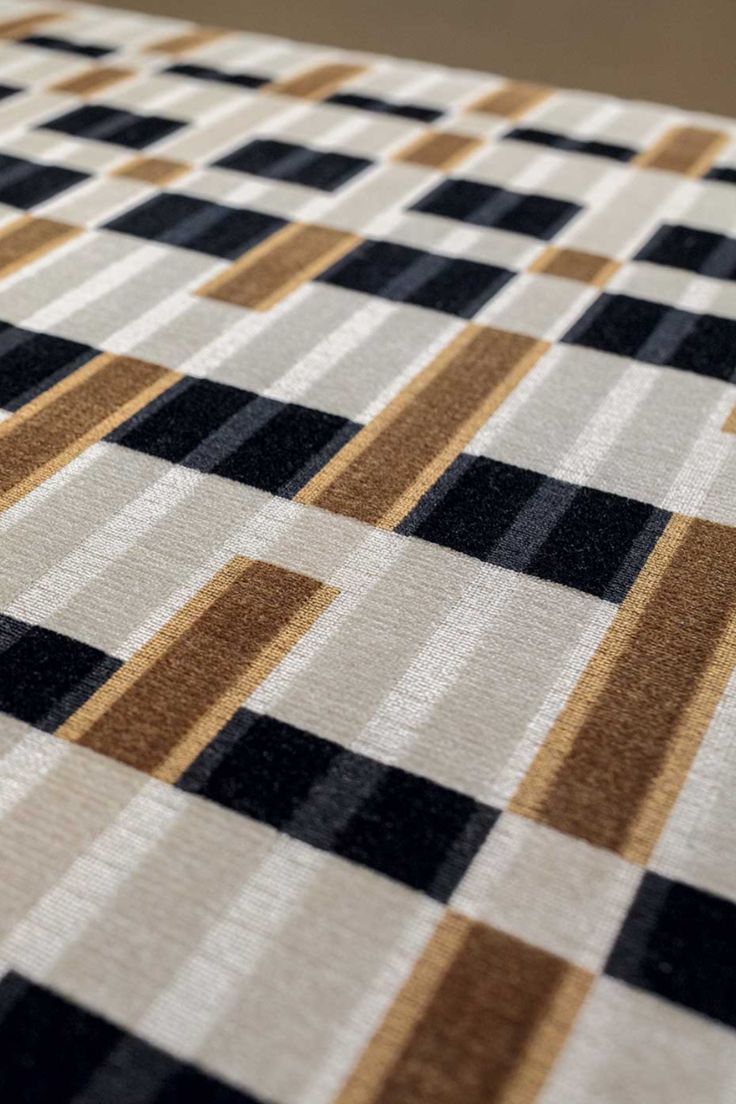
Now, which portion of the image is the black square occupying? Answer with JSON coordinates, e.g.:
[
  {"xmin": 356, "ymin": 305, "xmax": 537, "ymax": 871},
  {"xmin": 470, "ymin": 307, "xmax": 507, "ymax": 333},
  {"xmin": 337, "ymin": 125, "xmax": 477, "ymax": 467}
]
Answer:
[
  {"xmin": 0, "ymin": 972, "xmax": 264, "ymax": 1103},
  {"xmin": 326, "ymin": 92, "xmax": 442, "ymax": 122},
  {"xmin": 636, "ymin": 224, "xmax": 736, "ymax": 281},
  {"xmin": 20, "ymin": 33, "xmax": 112, "ymax": 57},
  {"xmin": 405, "ymin": 456, "xmax": 545, "ymax": 561},
  {"xmin": 404, "ymin": 456, "xmax": 668, "ymax": 600},
  {"xmin": 180, "ymin": 709, "xmax": 498, "ymax": 901},
  {"xmin": 213, "ymin": 402, "xmax": 356, "ymax": 494},
  {"xmin": 669, "ymin": 312, "xmax": 736, "ymax": 380},
  {"xmin": 565, "ymin": 293, "xmax": 736, "ymax": 380},
  {"xmin": 319, "ymin": 239, "xmax": 512, "ymax": 318},
  {"xmin": 505, "ymin": 127, "xmax": 635, "ymax": 163},
  {"xmin": 0, "ymin": 973, "xmax": 119, "ymax": 1104},
  {"xmin": 164, "ymin": 62, "xmax": 267, "ymax": 90},
  {"xmin": 411, "ymin": 177, "xmax": 582, "ymax": 240},
  {"xmin": 110, "ymin": 378, "xmax": 253, "ymax": 463},
  {"xmin": 706, "ymin": 166, "xmax": 736, "ymax": 184},
  {"xmin": 0, "ymin": 153, "xmax": 87, "ymax": 209},
  {"xmin": 333, "ymin": 767, "xmax": 499, "ymax": 902},
  {"xmin": 179, "ymin": 710, "xmax": 342, "ymax": 829},
  {"xmin": 527, "ymin": 485, "xmax": 669, "ymax": 600},
  {"xmin": 215, "ymin": 138, "xmax": 371, "ymax": 191},
  {"xmin": 606, "ymin": 872, "xmax": 736, "ymax": 1029},
  {"xmin": 0, "ymin": 323, "xmax": 95, "ymax": 411},
  {"xmin": 0, "ymin": 615, "xmax": 120, "ymax": 732},
  {"xmin": 105, "ymin": 192, "xmax": 285, "ymax": 258},
  {"xmin": 563, "ymin": 293, "xmax": 669, "ymax": 360},
  {"xmin": 41, "ymin": 104, "xmax": 184, "ymax": 149}
]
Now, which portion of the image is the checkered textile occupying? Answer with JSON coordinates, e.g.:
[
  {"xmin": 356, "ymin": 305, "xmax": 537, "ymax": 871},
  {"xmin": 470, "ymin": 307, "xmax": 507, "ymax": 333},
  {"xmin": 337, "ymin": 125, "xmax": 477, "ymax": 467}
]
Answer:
[{"xmin": 0, "ymin": 1, "xmax": 735, "ymax": 1100}]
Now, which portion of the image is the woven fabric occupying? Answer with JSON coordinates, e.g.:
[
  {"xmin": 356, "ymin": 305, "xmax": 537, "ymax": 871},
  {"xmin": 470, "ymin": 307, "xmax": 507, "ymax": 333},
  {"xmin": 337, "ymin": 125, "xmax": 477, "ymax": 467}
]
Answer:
[{"xmin": 0, "ymin": 1, "xmax": 735, "ymax": 1100}]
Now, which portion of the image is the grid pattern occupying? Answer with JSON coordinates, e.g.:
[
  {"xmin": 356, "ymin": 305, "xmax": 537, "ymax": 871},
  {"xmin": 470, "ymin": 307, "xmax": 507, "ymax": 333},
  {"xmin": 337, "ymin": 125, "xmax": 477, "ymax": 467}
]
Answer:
[{"xmin": 0, "ymin": 2, "xmax": 735, "ymax": 1101}]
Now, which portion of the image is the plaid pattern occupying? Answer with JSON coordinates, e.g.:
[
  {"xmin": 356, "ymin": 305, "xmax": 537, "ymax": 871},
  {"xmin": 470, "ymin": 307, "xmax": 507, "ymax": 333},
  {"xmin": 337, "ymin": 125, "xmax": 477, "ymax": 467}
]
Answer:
[{"xmin": 0, "ymin": 2, "xmax": 735, "ymax": 1100}]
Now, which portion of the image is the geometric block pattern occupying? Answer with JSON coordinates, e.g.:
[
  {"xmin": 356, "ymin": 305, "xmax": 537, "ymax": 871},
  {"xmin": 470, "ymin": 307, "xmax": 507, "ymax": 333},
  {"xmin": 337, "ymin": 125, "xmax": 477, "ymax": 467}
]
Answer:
[{"xmin": 0, "ymin": 3, "xmax": 735, "ymax": 1102}]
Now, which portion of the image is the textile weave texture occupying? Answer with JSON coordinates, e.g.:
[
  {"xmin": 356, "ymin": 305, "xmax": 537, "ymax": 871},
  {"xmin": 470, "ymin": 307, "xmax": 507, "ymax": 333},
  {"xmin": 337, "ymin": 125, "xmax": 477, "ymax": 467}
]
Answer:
[{"xmin": 0, "ymin": 2, "xmax": 735, "ymax": 1101}]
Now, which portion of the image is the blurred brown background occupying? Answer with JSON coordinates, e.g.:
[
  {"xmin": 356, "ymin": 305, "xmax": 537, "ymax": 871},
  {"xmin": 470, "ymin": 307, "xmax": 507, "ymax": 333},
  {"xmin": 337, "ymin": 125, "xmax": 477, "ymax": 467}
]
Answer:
[{"xmin": 96, "ymin": 0, "xmax": 736, "ymax": 116}]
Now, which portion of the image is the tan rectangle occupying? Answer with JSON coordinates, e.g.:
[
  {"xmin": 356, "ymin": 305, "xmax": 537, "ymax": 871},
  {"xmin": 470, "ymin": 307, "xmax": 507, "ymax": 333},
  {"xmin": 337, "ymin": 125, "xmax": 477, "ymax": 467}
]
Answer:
[
  {"xmin": 338, "ymin": 912, "xmax": 591, "ymax": 1104},
  {"xmin": 0, "ymin": 11, "xmax": 60, "ymax": 38},
  {"xmin": 722, "ymin": 403, "xmax": 736, "ymax": 433},
  {"xmin": 297, "ymin": 325, "xmax": 548, "ymax": 529},
  {"xmin": 512, "ymin": 515, "xmax": 736, "ymax": 863},
  {"xmin": 0, "ymin": 354, "xmax": 178, "ymax": 513},
  {"xmin": 198, "ymin": 222, "xmax": 361, "ymax": 311},
  {"xmin": 145, "ymin": 26, "xmax": 227, "ymax": 54},
  {"xmin": 470, "ymin": 81, "xmax": 551, "ymax": 119},
  {"xmin": 58, "ymin": 557, "xmax": 338, "ymax": 781},
  {"xmin": 636, "ymin": 125, "xmax": 728, "ymax": 176},
  {"xmin": 530, "ymin": 245, "xmax": 619, "ymax": 286},
  {"xmin": 112, "ymin": 156, "xmax": 189, "ymax": 186},
  {"xmin": 0, "ymin": 215, "xmax": 79, "ymax": 279},
  {"xmin": 394, "ymin": 131, "xmax": 482, "ymax": 171},
  {"xmin": 270, "ymin": 62, "xmax": 366, "ymax": 100},
  {"xmin": 50, "ymin": 65, "xmax": 134, "ymax": 96}
]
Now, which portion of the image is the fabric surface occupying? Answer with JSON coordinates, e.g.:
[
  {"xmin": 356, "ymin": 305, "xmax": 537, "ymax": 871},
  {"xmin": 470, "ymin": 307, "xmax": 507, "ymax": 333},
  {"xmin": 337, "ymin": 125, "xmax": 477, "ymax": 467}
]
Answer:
[{"xmin": 0, "ymin": 2, "xmax": 735, "ymax": 1101}]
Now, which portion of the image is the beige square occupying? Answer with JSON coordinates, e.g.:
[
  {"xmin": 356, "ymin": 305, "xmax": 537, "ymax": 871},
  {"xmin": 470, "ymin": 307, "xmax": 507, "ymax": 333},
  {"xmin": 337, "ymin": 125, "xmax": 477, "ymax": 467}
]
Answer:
[
  {"xmin": 540, "ymin": 977, "xmax": 736, "ymax": 1104},
  {"xmin": 454, "ymin": 813, "xmax": 641, "ymax": 971}
]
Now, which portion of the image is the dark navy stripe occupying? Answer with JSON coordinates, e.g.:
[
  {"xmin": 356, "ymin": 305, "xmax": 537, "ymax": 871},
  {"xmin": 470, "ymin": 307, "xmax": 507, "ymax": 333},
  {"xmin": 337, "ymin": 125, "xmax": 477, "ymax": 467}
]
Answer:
[
  {"xmin": 705, "ymin": 166, "xmax": 736, "ymax": 185},
  {"xmin": 0, "ymin": 614, "xmax": 120, "ymax": 733},
  {"xmin": 318, "ymin": 238, "xmax": 513, "ymax": 318},
  {"xmin": 164, "ymin": 61, "xmax": 268, "ymax": 90},
  {"xmin": 214, "ymin": 137, "xmax": 372, "ymax": 192},
  {"xmin": 40, "ymin": 103, "xmax": 184, "ymax": 150},
  {"xmin": 606, "ymin": 872, "xmax": 736, "ymax": 1029},
  {"xmin": 564, "ymin": 292, "xmax": 736, "ymax": 381},
  {"xmin": 326, "ymin": 91, "xmax": 443, "ymax": 123},
  {"xmin": 108, "ymin": 376, "xmax": 360, "ymax": 498},
  {"xmin": 411, "ymin": 177, "xmax": 582, "ymax": 240},
  {"xmin": 179, "ymin": 708, "xmax": 499, "ymax": 902},
  {"xmin": 0, "ymin": 322, "xmax": 96, "ymax": 411},
  {"xmin": 504, "ymin": 126, "xmax": 636, "ymax": 163},
  {"xmin": 399, "ymin": 453, "xmax": 670, "ymax": 603},
  {"xmin": 20, "ymin": 33, "xmax": 112, "ymax": 57},
  {"xmin": 104, "ymin": 192, "xmax": 285, "ymax": 259},
  {"xmin": 0, "ymin": 152, "xmax": 87, "ymax": 209},
  {"xmin": 636, "ymin": 223, "xmax": 736, "ymax": 281},
  {"xmin": 0, "ymin": 973, "xmax": 266, "ymax": 1103}
]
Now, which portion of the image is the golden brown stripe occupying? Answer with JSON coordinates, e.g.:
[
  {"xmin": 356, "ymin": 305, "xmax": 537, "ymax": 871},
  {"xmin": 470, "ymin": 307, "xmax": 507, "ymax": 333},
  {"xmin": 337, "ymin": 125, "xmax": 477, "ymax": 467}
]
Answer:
[
  {"xmin": 470, "ymin": 81, "xmax": 551, "ymax": 119},
  {"xmin": 722, "ymin": 404, "xmax": 736, "ymax": 433},
  {"xmin": 337, "ymin": 913, "xmax": 591, "ymax": 1104},
  {"xmin": 297, "ymin": 325, "xmax": 548, "ymax": 529},
  {"xmin": 0, "ymin": 216, "xmax": 79, "ymax": 280},
  {"xmin": 636, "ymin": 125, "xmax": 728, "ymax": 176},
  {"xmin": 512, "ymin": 515, "xmax": 736, "ymax": 863},
  {"xmin": 198, "ymin": 223, "xmax": 360, "ymax": 311},
  {"xmin": 145, "ymin": 26, "xmax": 227, "ymax": 54},
  {"xmin": 0, "ymin": 11, "xmax": 60, "ymax": 38},
  {"xmin": 50, "ymin": 65, "xmax": 134, "ymax": 96},
  {"xmin": 0, "ymin": 355, "xmax": 177, "ymax": 513},
  {"xmin": 394, "ymin": 131, "xmax": 482, "ymax": 172},
  {"xmin": 112, "ymin": 156, "xmax": 189, "ymax": 186},
  {"xmin": 529, "ymin": 245, "xmax": 619, "ymax": 286},
  {"xmin": 270, "ymin": 63, "xmax": 366, "ymax": 100},
  {"xmin": 58, "ymin": 557, "xmax": 337, "ymax": 781}
]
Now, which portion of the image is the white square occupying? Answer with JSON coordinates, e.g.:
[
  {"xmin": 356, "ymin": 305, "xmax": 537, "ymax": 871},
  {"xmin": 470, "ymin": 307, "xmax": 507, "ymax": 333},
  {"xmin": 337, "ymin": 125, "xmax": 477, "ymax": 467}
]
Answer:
[{"xmin": 453, "ymin": 812, "xmax": 642, "ymax": 971}]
